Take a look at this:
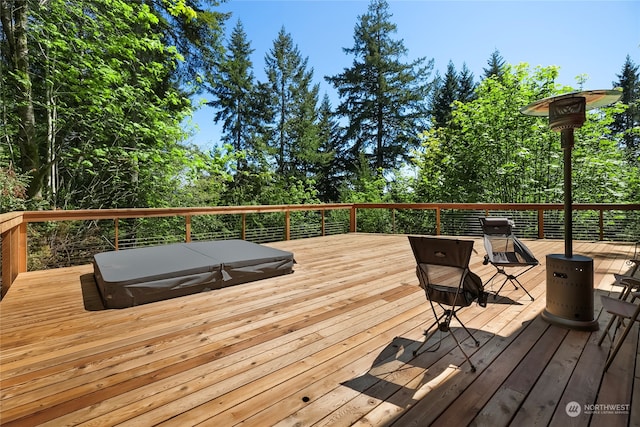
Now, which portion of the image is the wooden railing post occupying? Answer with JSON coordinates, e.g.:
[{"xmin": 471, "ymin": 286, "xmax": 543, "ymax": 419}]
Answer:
[
  {"xmin": 599, "ymin": 209, "xmax": 604, "ymax": 241},
  {"xmin": 538, "ymin": 209, "xmax": 544, "ymax": 239},
  {"xmin": 241, "ymin": 213, "xmax": 246, "ymax": 240},
  {"xmin": 435, "ymin": 208, "xmax": 441, "ymax": 235},
  {"xmin": 114, "ymin": 218, "xmax": 119, "ymax": 250},
  {"xmin": 18, "ymin": 222, "xmax": 27, "ymax": 273},
  {"xmin": 1, "ymin": 215, "xmax": 27, "ymax": 297},
  {"xmin": 285, "ymin": 209, "xmax": 290, "ymax": 240},
  {"xmin": 391, "ymin": 209, "xmax": 396, "ymax": 234},
  {"xmin": 350, "ymin": 206, "xmax": 357, "ymax": 232},
  {"xmin": 1, "ymin": 232, "xmax": 8, "ymax": 297},
  {"xmin": 185, "ymin": 215, "xmax": 192, "ymax": 242},
  {"xmin": 321, "ymin": 210, "xmax": 326, "ymax": 236},
  {"xmin": 1, "ymin": 227, "xmax": 20, "ymax": 297}
]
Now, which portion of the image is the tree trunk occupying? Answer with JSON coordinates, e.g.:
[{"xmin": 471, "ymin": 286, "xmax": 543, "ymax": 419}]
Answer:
[{"xmin": 1, "ymin": 0, "xmax": 43, "ymax": 199}]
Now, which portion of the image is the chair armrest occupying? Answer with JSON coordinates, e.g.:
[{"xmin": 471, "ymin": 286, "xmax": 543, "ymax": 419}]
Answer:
[{"xmin": 621, "ymin": 277, "xmax": 640, "ymax": 288}]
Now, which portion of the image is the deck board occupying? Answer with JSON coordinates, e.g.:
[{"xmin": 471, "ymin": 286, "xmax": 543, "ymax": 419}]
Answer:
[{"xmin": 0, "ymin": 233, "xmax": 637, "ymax": 426}]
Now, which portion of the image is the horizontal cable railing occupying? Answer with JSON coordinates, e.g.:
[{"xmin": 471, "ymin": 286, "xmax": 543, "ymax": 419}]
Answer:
[{"xmin": 1, "ymin": 203, "xmax": 639, "ymax": 297}]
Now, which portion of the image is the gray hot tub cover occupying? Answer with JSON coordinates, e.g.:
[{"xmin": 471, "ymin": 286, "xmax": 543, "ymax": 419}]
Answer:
[{"xmin": 93, "ymin": 239, "xmax": 294, "ymax": 308}]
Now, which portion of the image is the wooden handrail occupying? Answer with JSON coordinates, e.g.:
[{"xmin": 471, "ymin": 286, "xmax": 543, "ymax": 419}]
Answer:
[
  {"xmin": 352, "ymin": 202, "xmax": 640, "ymax": 211},
  {"xmin": 17, "ymin": 203, "xmax": 349, "ymax": 223},
  {"xmin": 2, "ymin": 202, "xmax": 639, "ymax": 297}
]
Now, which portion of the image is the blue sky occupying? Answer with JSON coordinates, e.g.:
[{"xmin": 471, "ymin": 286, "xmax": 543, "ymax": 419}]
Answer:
[{"xmin": 186, "ymin": 0, "xmax": 640, "ymax": 149}]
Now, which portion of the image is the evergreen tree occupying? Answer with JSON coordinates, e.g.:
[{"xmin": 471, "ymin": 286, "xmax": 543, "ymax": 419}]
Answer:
[
  {"xmin": 429, "ymin": 62, "xmax": 476, "ymax": 129},
  {"xmin": 457, "ymin": 63, "xmax": 477, "ymax": 102},
  {"xmin": 263, "ymin": 27, "xmax": 320, "ymax": 176},
  {"xmin": 611, "ymin": 55, "xmax": 640, "ymax": 165},
  {"xmin": 153, "ymin": 0, "xmax": 229, "ymax": 96},
  {"xmin": 326, "ymin": 0, "xmax": 433, "ymax": 175},
  {"xmin": 315, "ymin": 95, "xmax": 342, "ymax": 202},
  {"xmin": 483, "ymin": 49, "xmax": 506, "ymax": 80},
  {"xmin": 288, "ymin": 80, "xmax": 323, "ymax": 177},
  {"xmin": 207, "ymin": 20, "xmax": 258, "ymax": 168},
  {"xmin": 429, "ymin": 61, "xmax": 459, "ymax": 128}
]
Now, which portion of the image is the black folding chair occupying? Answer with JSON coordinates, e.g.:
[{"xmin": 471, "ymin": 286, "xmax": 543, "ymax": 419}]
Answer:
[
  {"xmin": 408, "ymin": 236, "xmax": 487, "ymax": 372},
  {"xmin": 479, "ymin": 217, "xmax": 538, "ymax": 301}
]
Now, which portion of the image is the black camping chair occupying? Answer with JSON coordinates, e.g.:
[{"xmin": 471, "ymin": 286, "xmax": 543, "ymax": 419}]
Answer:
[
  {"xmin": 408, "ymin": 236, "xmax": 487, "ymax": 372},
  {"xmin": 479, "ymin": 217, "xmax": 538, "ymax": 301}
]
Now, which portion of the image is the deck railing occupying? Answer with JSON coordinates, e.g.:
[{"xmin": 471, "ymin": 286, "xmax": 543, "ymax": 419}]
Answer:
[{"xmin": 1, "ymin": 202, "xmax": 639, "ymax": 297}]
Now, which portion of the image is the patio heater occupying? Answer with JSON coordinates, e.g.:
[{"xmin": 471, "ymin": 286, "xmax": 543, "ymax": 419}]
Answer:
[{"xmin": 521, "ymin": 89, "xmax": 621, "ymax": 331}]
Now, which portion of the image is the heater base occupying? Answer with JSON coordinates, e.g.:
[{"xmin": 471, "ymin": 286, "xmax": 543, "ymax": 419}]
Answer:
[
  {"xmin": 542, "ymin": 254, "xmax": 598, "ymax": 331},
  {"xmin": 541, "ymin": 309, "xmax": 599, "ymax": 331}
]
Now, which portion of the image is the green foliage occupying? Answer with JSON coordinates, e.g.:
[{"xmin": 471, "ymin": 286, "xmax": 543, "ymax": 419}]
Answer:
[
  {"xmin": 0, "ymin": 166, "xmax": 29, "ymax": 212},
  {"xmin": 414, "ymin": 62, "xmax": 637, "ymax": 204},
  {"xmin": 573, "ymin": 103, "xmax": 634, "ymax": 202},
  {"xmin": 38, "ymin": 0, "xmax": 194, "ymax": 208},
  {"xmin": 2, "ymin": 0, "xmax": 227, "ymax": 209},
  {"xmin": 339, "ymin": 161, "xmax": 394, "ymax": 232},
  {"xmin": 313, "ymin": 95, "xmax": 341, "ymax": 202},
  {"xmin": 483, "ymin": 49, "xmax": 506, "ymax": 80},
  {"xmin": 415, "ymin": 63, "xmax": 563, "ymax": 203},
  {"xmin": 172, "ymin": 144, "xmax": 238, "ymax": 207}
]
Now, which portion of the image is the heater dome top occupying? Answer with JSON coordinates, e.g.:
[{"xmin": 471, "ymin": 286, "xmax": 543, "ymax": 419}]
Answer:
[{"xmin": 520, "ymin": 89, "xmax": 622, "ymax": 117}]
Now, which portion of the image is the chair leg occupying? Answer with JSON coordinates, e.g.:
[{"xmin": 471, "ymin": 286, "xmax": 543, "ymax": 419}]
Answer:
[
  {"xmin": 600, "ymin": 294, "xmax": 640, "ymax": 372},
  {"xmin": 488, "ymin": 268, "xmax": 516, "ymax": 300},
  {"xmin": 447, "ymin": 326, "xmax": 477, "ymax": 373},
  {"xmin": 413, "ymin": 310, "xmax": 479, "ymax": 373},
  {"xmin": 413, "ymin": 317, "xmax": 443, "ymax": 356},
  {"xmin": 603, "ymin": 317, "xmax": 637, "ymax": 372},
  {"xmin": 452, "ymin": 311, "xmax": 480, "ymax": 347},
  {"xmin": 493, "ymin": 276, "xmax": 511, "ymax": 299},
  {"xmin": 511, "ymin": 276, "xmax": 535, "ymax": 301},
  {"xmin": 618, "ymin": 278, "xmax": 640, "ymax": 301},
  {"xmin": 597, "ymin": 314, "xmax": 618, "ymax": 346}
]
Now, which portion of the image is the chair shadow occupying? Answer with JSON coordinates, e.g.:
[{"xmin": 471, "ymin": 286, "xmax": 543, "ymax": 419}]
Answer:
[
  {"xmin": 341, "ymin": 336, "xmax": 422, "ymax": 408},
  {"xmin": 80, "ymin": 273, "xmax": 106, "ymax": 311},
  {"xmin": 487, "ymin": 293, "xmax": 523, "ymax": 305},
  {"xmin": 341, "ymin": 330, "xmax": 485, "ymax": 409}
]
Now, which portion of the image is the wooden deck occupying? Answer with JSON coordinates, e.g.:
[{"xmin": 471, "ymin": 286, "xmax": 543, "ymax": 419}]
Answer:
[{"xmin": 1, "ymin": 233, "xmax": 638, "ymax": 426}]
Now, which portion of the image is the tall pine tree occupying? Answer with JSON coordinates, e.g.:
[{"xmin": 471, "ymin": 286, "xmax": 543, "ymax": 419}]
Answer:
[
  {"xmin": 457, "ymin": 63, "xmax": 476, "ymax": 102},
  {"xmin": 326, "ymin": 0, "xmax": 433, "ymax": 176},
  {"xmin": 315, "ymin": 94, "xmax": 342, "ymax": 202},
  {"xmin": 263, "ymin": 27, "xmax": 320, "ymax": 176},
  {"xmin": 483, "ymin": 49, "xmax": 506, "ymax": 80},
  {"xmin": 429, "ymin": 62, "xmax": 476, "ymax": 128},
  {"xmin": 207, "ymin": 20, "xmax": 261, "ymax": 168},
  {"xmin": 611, "ymin": 55, "xmax": 640, "ymax": 165},
  {"xmin": 429, "ymin": 61, "xmax": 460, "ymax": 128}
]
